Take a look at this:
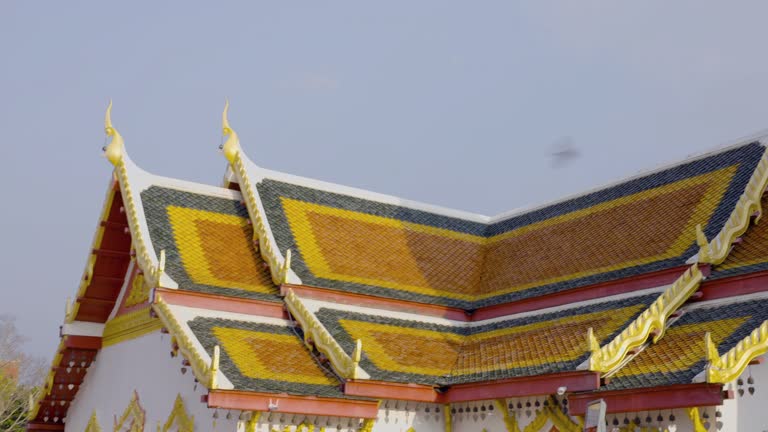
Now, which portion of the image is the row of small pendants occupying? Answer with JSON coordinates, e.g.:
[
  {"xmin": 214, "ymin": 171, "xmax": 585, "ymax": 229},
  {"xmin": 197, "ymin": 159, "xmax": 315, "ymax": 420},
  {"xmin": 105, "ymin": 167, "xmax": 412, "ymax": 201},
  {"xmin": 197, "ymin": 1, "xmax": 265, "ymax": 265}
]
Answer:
[
  {"xmin": 211, "ymin": 411, "xmax": 366, "ymax": 432},
  {"xmin": 606, "ymin": 408, "xmax": 722, "ymax": 431},
  {"xmin": 503, "ymin": 396, "xmax": 569, "ymax": 417},
  {"xmin": 380, "ymin": 400, "xmax": 444, "ymax": 424},
  {"xmin": 735, "ymin": 366, "xmax": 757, "ymax": 398},
  {"xmin": 38, "ymin": 352, "xmax": 95, "ymax": 424}
]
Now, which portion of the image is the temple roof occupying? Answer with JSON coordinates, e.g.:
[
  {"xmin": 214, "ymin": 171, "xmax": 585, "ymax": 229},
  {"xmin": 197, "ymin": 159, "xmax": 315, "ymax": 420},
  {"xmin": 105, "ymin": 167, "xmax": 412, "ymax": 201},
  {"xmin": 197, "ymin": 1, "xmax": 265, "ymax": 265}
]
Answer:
[
  {"xmin": 311, "ymin": 292, "xmax": 658, "ymax": 385},
  {"xmin": 247, "ymin": 142, "xmax": 765, "ymax": 309},
  {"xmin": 709, "ymin": 193, "xmax": 768, "ymax": 280},
  {"xmin": 604, "ymin": 293, "xmax": 768, "ymax": 390},
  {"xmin": 142, "ymin": 185, "xmax": 279, "ymax": 301}
]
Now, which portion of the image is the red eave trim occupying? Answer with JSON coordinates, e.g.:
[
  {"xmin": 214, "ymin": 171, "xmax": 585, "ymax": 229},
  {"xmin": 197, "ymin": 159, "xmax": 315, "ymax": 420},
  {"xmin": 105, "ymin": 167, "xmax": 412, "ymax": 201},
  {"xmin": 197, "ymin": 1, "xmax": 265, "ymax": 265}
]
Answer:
[
  {"xmin": 282, "ymin": 284, "xmax": 469, "ymax": 321},
  {"xmin": 206, "ymin": 390, "xmax": 380, "ymax": 418},
  {"xmin": 155, "ymin": 288, "xmax": 288, "ymax": 319},
  {"xmin": 344, "ymin": 380, "xmax": 440, "ymax": 403},
  {"xmin": 569, "ymin": 383, "xmax": 726, "ymax": 415},
  {"xmin": 26, "ymin": 423, "xmax": 65, "ymax": 431},
  {"xmin": 281, "ymin": 265, "xmax": 711, "ymax": 323},
  {"xmin": 472, "ymin": 264, "xmax": 710, "ymax": 320},
  {"xmin": 63, "ymin": 335, "xmax": 102, "ymax": 350},
  {"xmin": 345, "ymin": 372, "xmax": 600, "ymax": 403},
  {"xmin": 693, "ymin": 269, "xmax": 768, "ymax": 303},
  {"xmin": 444, "ymin": 371, "xmax": 600, "ymax": 402}
]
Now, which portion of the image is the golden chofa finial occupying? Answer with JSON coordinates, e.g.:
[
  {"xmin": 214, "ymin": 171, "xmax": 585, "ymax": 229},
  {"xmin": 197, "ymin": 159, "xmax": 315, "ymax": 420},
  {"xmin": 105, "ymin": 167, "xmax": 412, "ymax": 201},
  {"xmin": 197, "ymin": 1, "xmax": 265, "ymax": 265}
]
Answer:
[
  {"xmin": 221, "ymin": 99, "xmax": 241, "ymax": 163},
  {"xmin": 103, "ymin": 100, "xmax": 125, "ymax": 166}
]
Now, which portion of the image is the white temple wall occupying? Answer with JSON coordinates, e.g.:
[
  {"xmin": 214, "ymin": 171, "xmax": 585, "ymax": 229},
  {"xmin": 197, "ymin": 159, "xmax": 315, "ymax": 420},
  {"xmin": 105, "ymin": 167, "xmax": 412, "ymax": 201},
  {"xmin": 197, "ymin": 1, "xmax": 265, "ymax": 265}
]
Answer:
[
  {"xmin": 735, "ymin": 360, "xmax": 768, "ymax": 432},
  {"xmin": 66, "ymin": 330, "xmax": 239, "ymax": 431},
  {"xmin": 368, "ymin": 400, "xmax": 445, "ymax": 432}
]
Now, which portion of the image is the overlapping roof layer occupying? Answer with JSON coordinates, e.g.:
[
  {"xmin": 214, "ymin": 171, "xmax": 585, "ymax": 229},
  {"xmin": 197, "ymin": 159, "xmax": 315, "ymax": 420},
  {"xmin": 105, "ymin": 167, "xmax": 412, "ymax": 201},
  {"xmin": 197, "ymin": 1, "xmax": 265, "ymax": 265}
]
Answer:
[
  {"xmin": 257, "ymin": 143, "xmax": 764, "ymax": 308},
  {"xmin": 316, "ymin": 293, "xmax": 657, "ymax": 385},
  {"xmin": 710, "ymin": 193, "xmax": 768, "ymax": 279},
  {"xmin": 187, "ymin": 316, "xmax": 348, "ymax": 397},
  {"xmin": 142, "ymin": 186, "xmax": 279, "ymax": 301},
  {"xmin": 605, "ymin": 295, "xmax": 768, "ymax": 390}
]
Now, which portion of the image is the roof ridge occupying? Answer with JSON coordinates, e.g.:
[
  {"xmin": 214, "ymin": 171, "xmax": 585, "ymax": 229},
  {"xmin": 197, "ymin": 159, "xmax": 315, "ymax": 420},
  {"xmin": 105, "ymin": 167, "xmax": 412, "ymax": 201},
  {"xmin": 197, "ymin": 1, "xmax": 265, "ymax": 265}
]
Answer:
[{"xmin": 233, "ymin": 132, "xmax": 765, "ymax": 225}]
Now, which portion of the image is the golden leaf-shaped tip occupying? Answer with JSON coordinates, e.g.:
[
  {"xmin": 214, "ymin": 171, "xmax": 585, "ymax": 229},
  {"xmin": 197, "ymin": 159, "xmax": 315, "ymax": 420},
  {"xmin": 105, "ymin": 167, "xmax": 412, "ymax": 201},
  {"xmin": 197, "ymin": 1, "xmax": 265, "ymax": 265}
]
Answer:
[
  {"xmin": 103, "ymin": 100, "xmax": 125, "ymax": 166},
  {"xmin": 105, "ymin": 99, "xmax": 114, "ymax": 133},
  {"xmin": 221, "ymin": 99, "xmax": 240, "ymax": 163},
  {"xmin": 222, "ymin": 98, "xmax": 231, "ymax": 133}
]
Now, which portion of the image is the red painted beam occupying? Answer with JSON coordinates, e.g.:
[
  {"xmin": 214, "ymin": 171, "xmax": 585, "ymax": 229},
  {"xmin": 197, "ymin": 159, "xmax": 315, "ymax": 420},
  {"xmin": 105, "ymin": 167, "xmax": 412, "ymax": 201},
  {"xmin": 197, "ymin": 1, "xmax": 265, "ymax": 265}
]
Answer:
[
  {"xmin": 445, "ymin": 371, "xmax": 599, "ymax": 402},
  {"xmin": 569, "ymin": 383, "xmax": 725, "ymax": 415},
  {"xmin": 344, "ymin": 380, "xmax": 440, "ymax": 402},
  {"xmin": 155, "ymin": 288, "xmax": 288, "ymax": 319},
  {"xmin": 693, "ymin": 270, "xmax": 768, "ymax": 303},
  {"xmin": 26, "ymin": 423, "xmax": 65, "ymax": 430},
  {"xmin": 282, "ymin": 284, "xmax": 469, "ymax": 321},
  {"xmin": 472, "ymin": 265, "xmax": 709, "ymax": 320},
  {"xmin": 63, "ymin": 336, "xmax": 101, "ymax": 350},
  {"xmin": 207, "ymin": 390, "xmax": 380, "ymax": 418}
]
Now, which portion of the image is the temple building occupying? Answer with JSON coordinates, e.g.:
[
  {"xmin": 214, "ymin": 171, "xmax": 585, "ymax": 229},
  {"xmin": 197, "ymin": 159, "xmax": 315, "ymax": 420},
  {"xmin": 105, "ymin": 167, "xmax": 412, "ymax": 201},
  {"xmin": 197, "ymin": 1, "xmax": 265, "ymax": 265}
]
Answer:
[{"xmin": 27, "ymin": 103, "xmax": 768, "ymax": 432}]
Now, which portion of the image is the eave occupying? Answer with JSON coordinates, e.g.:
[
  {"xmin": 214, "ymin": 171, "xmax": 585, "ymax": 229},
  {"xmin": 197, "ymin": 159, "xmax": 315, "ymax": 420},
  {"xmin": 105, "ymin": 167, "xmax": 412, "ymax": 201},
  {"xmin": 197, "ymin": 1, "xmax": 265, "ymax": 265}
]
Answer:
[
  {"xmin": 569, "ymin": 383, "xmax": 728, "ymax": 415},
  {"xmin": 206, "ymin": 390, "xmax": 380, "ymax": 419},
  {"xmin": 473, "ymin": 264, "xmax": 710, "ymax": 320},
  {"xmin": 342, "ymin": 371, "xmax": 600, "ymax": 403},
  {"xmin": 281, "ymin": 284, "xmax": 468, "ymax": 321},
  {"xmin": 70, "ymin": 182, "xmax": 132, "ymax": 323},
  {"xmin": 443, "ymin": 371, "xmax": 600, "ymax": 403},
  {"xmin": 155, "ymin": 287, "xmax": 287, "ymax": 319}
]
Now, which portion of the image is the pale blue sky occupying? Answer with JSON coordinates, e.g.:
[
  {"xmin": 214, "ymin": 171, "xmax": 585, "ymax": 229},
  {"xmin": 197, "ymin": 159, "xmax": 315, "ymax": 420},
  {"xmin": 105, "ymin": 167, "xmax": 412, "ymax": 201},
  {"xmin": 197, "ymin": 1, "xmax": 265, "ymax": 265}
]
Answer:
[{"xmin": 2, "ymin": 2, "xmax": 768, "ymax": 357}]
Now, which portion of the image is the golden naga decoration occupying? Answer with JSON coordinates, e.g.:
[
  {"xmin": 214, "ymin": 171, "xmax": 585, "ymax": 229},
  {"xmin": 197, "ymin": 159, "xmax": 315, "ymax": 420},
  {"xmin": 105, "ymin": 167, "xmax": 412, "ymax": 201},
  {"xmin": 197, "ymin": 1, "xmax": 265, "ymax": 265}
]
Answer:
[
  {"xmin": 697, "ymin": 148, "xmax": 768, "ymax": 264},
  {"xmin": 221, "ymin": 101, "xmax": 293, "ymax": 286},
  {"xmin": 706, "ymin": 320, "xmax": 768, "ymax": 383},
  {"xmin": 284, "ymin": 288, "xmax": 364, "ymax": 379},
  {"xmin": 103, "ymin": 102, "xmax": 166, "ymax": 289},
  {"xmin": 589, "ymin": 264, "xmax": 703, "ymax": 373},
  {"xmin": 153, "ymin": 299, "xmax": 219, "ymax": 389}
]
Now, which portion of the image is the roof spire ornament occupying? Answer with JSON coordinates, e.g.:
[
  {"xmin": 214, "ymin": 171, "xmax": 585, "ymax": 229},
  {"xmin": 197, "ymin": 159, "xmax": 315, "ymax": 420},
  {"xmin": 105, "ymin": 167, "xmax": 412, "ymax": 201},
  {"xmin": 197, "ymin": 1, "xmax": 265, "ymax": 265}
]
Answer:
[
  {"xmin": 221, "ymin": 99, "xmax": 241, "ymax": 163},
  {"xmin": 104, "ymin": 100, "xmax": 125, "ymax": 166}
]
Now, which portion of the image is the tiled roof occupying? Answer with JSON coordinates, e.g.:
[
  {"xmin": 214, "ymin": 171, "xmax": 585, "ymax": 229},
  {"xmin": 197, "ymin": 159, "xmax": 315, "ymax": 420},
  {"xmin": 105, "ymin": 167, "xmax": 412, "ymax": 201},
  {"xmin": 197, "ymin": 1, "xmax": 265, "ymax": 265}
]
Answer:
[
  {"xmin": 315, "ymin": 293, "xmax": 658, "ymax": 385},
  {"xmin": 187, "ymin": 316, "xmax": 347, "ymax": 397},
  {"xmin": 605, "ymin": 296, "xmax": 768, "ymax": 390},
  {"xmin": 710, "ymin": 193, "xmax": 768, "ymax": 280},
  {"xmin": 142, "ymin": 186, "xmax": 279, "ymax": 301},
  {"xmin": 257, "ymin": 143, "xmax": 765, "ymax": 309}
]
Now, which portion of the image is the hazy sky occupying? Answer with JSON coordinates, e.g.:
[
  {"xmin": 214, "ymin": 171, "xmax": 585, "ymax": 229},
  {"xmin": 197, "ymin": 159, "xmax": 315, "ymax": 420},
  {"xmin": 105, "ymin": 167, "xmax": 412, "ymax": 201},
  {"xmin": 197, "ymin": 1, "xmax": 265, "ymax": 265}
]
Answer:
[{"xmin": 2, "ymin": 2, "xmax": 768, "ymax": 358}]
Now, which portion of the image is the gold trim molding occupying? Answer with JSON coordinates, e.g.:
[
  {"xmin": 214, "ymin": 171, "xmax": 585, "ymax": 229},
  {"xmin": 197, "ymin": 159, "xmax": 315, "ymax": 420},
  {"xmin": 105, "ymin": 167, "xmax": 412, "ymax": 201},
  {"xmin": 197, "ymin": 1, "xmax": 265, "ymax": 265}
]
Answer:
[
  {"xmin": 698, "ymin": 147, "xmax": 768, "ymax": 264},
  {"xmin": 221, "ymin": 101, "xmax": 292, "ymax": 286},
  {"xmin": 706, "ymin": 320, "xmax": 768, "ymax": 383},
  {"xmin": 104, "ymin": 102, "xmax": 166, "ymax": 289},
  {"xmin": 284, "ymin": 288, "xmax": 362, "ymax": 379},
  {"xmin": 589, "ymin": 264, "xmax": 703, "ymax": 373},
  {"xmin": 103, "ymin": 306, "xmax": 162, "ymax": 347},
  {"xmin": 152, "ymin": 299, "xmax": 220, "ymax": 389}
]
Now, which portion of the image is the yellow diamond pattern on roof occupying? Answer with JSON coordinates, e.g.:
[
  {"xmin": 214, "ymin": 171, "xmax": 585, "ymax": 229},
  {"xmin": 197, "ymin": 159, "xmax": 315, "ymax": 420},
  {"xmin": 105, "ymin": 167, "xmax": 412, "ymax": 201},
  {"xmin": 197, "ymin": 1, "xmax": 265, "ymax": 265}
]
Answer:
[
  {"xmin": 167, "ymin": 206, "xmax": 275, "ymax": 294},
  {"xmin": 337, "ymin": 303, "xmax": 643, "ymax": 377},
  {"xmin": 280, "ymin": 166, "xmax": 736, "ymax": 302},
  {"xmin": 213, "ymin": 326, "xmax": 337, "ymax": 386}
]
